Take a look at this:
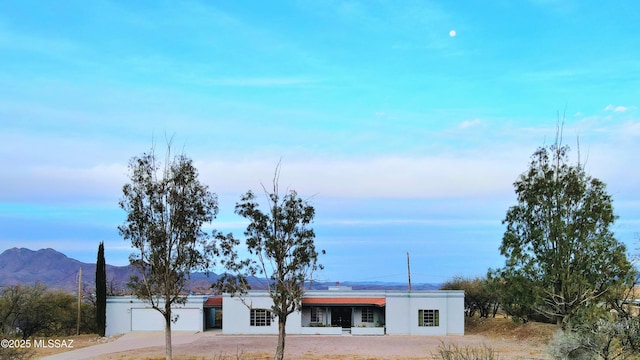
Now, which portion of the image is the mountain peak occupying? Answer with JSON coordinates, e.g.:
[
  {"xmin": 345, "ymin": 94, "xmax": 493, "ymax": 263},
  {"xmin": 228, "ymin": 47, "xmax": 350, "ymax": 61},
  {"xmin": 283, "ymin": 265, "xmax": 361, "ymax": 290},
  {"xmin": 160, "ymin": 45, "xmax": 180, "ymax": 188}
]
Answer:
[
  {"xmin": 0, "ymin": 247, "xmax": 130, "ymax": 290},
  {"xmin": 1, "ymin": 247, "xmax": 67, "ymax": 258},
  {"xmin": 0, "ymin": 247, "xmax": 78, "ymax": 269},
  {"xmin": 0, "ymin": 248, "xmax": 440, "ymax": 293}
]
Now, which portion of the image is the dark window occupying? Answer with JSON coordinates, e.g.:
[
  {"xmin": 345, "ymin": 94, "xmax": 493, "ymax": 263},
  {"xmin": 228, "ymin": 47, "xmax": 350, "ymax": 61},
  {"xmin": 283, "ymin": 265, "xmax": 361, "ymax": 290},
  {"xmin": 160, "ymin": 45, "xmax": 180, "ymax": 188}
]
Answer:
[
  {"xmin": 250, "ymin": 309, "xmax": 271, "ymax": 326},
  {"xmin": 418, "ymin": 309, "xmax": 439, "ymax": 327},
  {"xmin": 361, "ymin": 308, "xmax": 374, "ymax": 323}
]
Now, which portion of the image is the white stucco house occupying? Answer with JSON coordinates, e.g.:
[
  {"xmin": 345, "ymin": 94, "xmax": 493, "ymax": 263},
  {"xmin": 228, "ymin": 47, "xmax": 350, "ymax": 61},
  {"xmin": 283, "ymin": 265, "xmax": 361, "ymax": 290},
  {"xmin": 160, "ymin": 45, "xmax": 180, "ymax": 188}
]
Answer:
[{"xmin": 105, "ymin": 287, "xmax": 464, "ymax": 337}]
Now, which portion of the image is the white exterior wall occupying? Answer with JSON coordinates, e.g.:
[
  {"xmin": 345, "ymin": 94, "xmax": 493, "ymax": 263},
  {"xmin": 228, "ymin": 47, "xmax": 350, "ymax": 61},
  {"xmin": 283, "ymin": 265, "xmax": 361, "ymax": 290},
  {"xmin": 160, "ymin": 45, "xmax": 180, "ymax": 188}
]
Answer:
[
  {"xmin": 385, "ymin": 291, "xmax": 464, "ymax": 335},
  {"xmin": 222, "ymin": 292, "xmax": 303, "ymax": 335},
  {"xmin": 105, "ymin": 297, "xmax": 135, "ymax": 336},
  {"xmin": 223, "ymin": 290, "xmax": 462, "ymax": 335},
  {"xmin": 130, "ymin": 308, "xmax": 203, "ymax": 331},
  {"xmin": 105, "ymin": 296, "xmax": 207, "ymax": 336},
  {"xmin": 386, "ymin": 295, "xmax": 410, "ymax": 334},
  {"xmin": 446, "ymin": 293, "xmax": 465, "ymax": 334},
  {"xmin": 106, "ymin": 290, "xmax": 464, "ymax": 337}
]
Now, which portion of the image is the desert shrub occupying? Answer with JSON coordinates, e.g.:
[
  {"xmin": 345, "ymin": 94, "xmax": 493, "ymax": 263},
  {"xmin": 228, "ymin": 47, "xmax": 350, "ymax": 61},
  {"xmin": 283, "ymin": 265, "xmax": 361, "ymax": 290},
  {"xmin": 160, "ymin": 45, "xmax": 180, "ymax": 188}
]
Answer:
[
  {"xmin": 547, "ymin": 318, "xmax": 640, "ymax": 360},
  {"xmin": 433, "ymin": 342, "xmax": 500, "ymax": 360},
  {"xmin": 547, "ymin": 330, "xmax": 597, "ymax": 360},
  {"xmin": 0, "ymin": 346, "xmax": 34, "ymax": 360}
]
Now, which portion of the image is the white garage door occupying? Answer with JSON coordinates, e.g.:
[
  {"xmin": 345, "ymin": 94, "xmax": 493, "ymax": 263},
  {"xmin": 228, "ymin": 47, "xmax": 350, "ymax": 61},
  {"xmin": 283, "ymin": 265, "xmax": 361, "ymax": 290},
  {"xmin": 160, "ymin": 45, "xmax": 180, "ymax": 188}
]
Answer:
[{"xmin": 131, "ymin": 308, "xmax": 202, "ymax": 332}]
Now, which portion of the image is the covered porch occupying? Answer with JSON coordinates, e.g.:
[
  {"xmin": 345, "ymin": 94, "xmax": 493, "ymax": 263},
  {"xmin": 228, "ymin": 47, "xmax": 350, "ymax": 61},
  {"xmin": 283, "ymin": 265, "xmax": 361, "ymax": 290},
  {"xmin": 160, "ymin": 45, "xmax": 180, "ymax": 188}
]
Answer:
[{"xmin": 300, "ymin": 297, "xmax": 386, "ymax": 335}]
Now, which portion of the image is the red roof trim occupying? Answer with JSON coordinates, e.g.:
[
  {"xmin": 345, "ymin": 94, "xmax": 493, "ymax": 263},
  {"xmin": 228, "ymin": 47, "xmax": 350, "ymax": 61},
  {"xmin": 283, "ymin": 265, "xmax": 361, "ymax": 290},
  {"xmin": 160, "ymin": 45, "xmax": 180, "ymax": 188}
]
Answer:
[
  {"xmin": 302, "ymin": 297, "xmax": 386, "ymax": 307},
  {"xmin": 204, "ymin": 296, "xmax": 222, "ymax": 307}
]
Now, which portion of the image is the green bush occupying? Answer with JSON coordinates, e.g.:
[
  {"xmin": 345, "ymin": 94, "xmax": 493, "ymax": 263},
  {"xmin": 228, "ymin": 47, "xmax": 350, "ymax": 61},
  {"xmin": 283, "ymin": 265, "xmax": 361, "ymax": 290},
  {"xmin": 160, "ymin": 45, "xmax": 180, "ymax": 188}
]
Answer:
[{"xmin": 0, "ymin": 284, "xmax": 97, "ymax": 339}]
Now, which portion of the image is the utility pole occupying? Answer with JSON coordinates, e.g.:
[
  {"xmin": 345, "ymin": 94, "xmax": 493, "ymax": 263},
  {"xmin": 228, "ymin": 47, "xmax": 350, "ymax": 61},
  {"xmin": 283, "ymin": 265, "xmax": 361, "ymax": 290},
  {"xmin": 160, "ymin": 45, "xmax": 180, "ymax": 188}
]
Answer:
[
  {"xmin": 77, "ymin": 267, "xmax": 82, "ymax": 335},
  {"xmin": 407, "ymin": 252, "xmax": 412, "ymax": 291}
]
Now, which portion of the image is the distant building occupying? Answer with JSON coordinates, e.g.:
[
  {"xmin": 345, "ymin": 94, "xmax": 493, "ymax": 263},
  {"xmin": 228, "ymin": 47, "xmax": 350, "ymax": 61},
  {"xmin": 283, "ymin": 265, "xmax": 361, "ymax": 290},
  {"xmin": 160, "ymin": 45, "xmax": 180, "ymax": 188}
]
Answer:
[{"xmin": 106, "ymin": 288, "xmax": 464, "ymax": 336}]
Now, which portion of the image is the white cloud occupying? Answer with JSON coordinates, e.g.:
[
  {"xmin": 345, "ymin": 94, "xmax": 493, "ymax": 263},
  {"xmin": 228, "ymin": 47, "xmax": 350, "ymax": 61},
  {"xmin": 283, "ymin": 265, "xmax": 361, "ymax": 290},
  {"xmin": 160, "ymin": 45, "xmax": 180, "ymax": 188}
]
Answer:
[
  {"xmin": 457, "ymin": 119, "xmax": 481, "ymax": 129},
  {"xmin": 618, "ymin": 121, "xmax": 640, "ymax": 136},
  {"xmin": 29, "ymin": 163, "xmax": 127, "ymax": 184},
  {"xmin": 196, "ymin": 153, "xmax": 526, "ymax": 199},
  {"xmin": 0, "ymin": 164, "xmax": 127, "ymax": 202},
  {"xmin": 321, "ymin": 218, "xmax": 497, "ymax": 227},
  {"xmin": 191, "ymin": 117, "xmax": 640, "ymax": 201},
  {"xmin": 1, "ymin": 114, "xmax": 638, "ymax": 207},
  {"xmin": 615, "ymin": 106, "xmax": 632, "ymax": 112},
  {"xmin": 604, "ymin": 104, "xmax": 636, "ymax": 113}
]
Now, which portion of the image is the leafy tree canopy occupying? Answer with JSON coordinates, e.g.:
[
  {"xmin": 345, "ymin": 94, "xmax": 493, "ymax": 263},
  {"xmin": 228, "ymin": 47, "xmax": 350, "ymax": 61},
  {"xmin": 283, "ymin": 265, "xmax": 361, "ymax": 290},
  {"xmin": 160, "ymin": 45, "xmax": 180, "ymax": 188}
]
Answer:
[
  {"xmin": 499, "ymin": 135, "xmax": 635, "ymax": 328},
  {"xmin": 214, "ymin": 167, "xmax": 324, "ymax": 360},
  {"xmin": 119, "ymin": 145, "xmax": 218, "ymax": 360}
]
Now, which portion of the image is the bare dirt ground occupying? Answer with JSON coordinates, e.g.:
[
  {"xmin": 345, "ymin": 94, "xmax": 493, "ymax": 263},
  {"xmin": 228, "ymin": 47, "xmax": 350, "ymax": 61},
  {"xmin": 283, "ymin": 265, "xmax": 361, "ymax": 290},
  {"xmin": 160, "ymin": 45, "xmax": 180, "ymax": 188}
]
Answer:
[
  {"xmin": 36, "ymin": 317, "xmax": 556, "ymax": 360},
  {"xmin": 93, "ymin": 334, "xmax": 549, "ymax": 360}
]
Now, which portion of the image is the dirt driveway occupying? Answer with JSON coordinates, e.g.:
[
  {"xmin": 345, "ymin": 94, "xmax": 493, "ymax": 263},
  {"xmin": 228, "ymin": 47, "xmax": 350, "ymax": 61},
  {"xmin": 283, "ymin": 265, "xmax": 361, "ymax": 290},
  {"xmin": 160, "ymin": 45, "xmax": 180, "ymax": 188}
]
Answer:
[{"xmin": 39, "ymin": 330, "xmax": 550, "ymax": 360}]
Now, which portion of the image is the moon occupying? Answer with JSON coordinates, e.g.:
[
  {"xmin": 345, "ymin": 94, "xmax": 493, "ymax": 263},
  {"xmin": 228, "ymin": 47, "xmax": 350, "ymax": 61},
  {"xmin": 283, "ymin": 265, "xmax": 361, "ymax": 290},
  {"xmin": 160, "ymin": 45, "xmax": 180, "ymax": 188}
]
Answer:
[{"xmin": 449, "ymin": 30, "xmax": 456, "ymax": 37}]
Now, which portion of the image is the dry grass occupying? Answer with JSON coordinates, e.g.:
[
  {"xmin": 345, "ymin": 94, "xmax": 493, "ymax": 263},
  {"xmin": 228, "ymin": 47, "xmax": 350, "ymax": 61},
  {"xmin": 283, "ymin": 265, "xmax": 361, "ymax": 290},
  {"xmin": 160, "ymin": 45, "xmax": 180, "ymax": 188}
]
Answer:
[{"xmin": 465, "ymin": 316, "xmax": 556, "ymax": 345}]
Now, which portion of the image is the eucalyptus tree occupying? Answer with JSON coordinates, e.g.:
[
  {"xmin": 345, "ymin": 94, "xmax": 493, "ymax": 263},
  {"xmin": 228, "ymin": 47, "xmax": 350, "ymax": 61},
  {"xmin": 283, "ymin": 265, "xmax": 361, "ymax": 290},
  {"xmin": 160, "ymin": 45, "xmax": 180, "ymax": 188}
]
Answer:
[
  {"xmin": 119, "ymin": 145, "xmax": 218, "ymax": 360},
  {"xmin": 215, "ymin": 167, "xmax": 324, "ymax": 360},
  {"xmin": 499, "ymin": 131, "xmax": 634, "ymax": 328}
]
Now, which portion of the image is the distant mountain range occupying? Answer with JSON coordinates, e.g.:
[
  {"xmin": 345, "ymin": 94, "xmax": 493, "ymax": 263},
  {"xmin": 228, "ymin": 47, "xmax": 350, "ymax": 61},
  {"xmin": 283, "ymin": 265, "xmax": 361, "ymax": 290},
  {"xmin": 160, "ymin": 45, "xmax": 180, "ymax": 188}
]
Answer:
[
  {"xmin": 0, "ymin": 248, "xmax": 439, "ymax": 293},
  {"xmin": 0, "ymin": 247, "xmax": 135, "ymax": 293}
]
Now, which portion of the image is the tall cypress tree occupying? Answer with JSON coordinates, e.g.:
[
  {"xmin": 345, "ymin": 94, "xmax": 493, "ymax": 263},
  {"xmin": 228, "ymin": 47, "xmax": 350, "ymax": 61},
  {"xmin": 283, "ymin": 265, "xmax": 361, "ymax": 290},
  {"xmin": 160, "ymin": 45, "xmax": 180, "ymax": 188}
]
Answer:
[{"xmin": 96, "ymin": 241, "xmax": 107, "ymax": 336}]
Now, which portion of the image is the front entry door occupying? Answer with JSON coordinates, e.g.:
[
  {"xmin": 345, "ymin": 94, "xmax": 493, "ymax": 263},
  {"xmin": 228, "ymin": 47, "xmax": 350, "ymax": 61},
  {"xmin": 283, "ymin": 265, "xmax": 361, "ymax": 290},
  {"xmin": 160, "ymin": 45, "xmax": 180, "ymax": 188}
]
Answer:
[{"xmin": 331, "ymin": 307, "xmax": 352, "ymax": 328}]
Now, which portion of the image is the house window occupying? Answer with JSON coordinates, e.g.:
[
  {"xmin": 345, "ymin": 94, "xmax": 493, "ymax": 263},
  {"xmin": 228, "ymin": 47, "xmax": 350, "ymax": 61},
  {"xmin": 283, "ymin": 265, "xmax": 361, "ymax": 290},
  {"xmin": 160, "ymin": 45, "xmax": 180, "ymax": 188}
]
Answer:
[
  {"xmin": 418, "ymin": 309, "xmax": 439, "ymax": 327},
  {"xmin": 361, "ymin": 308, "xmax": 374, "ymax": 323},
  {"xmin": 250, "ymin": 309, "xmax": 272, "ymax": 326},
  {"xmin": 311, "ymin": 307, "xmax": 324, "ymax": 323}
]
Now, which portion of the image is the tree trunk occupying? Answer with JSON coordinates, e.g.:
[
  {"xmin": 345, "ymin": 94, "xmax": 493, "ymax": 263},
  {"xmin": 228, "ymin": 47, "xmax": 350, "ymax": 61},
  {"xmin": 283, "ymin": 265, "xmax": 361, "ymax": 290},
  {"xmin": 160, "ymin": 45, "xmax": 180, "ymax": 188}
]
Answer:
[
  {"xmin": 165, "ymin": 307, "xmax": 173, "ymax": 360},
  {"xmin": 275, "ymin": 317, "xmax": 286, "ymax": 360}
]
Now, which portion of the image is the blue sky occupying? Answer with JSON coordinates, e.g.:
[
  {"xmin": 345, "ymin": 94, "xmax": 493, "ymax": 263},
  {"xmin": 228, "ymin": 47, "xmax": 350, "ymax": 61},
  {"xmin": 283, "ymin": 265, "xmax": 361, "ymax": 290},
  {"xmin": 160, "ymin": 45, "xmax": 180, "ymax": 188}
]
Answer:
[{"xmin": 1, "ymin": 0, "xmax": 639, "ymax": 284}]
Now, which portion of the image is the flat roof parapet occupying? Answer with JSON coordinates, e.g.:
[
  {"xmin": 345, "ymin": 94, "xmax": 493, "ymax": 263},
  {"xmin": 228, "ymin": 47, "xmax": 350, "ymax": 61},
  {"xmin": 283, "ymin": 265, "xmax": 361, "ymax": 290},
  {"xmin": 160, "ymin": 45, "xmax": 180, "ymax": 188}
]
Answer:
[{"xmin": 328, "ymin": 285, "xmax": 353, "ymax": 291}]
